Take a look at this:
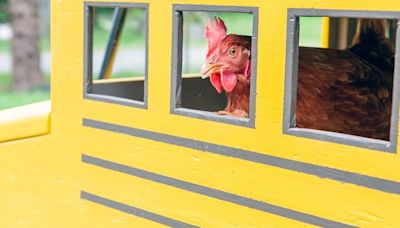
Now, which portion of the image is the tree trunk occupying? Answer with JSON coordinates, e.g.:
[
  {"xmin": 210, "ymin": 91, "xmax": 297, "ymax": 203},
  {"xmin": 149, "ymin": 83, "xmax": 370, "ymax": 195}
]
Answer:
[{"xmin": 10, "ymin": 0, "xmax": 42, "ymax": 91}]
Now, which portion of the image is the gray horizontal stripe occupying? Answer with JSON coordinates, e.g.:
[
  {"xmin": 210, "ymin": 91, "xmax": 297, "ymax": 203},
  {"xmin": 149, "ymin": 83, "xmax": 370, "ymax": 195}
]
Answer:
[
  {"xmin": 82, "ymin": 154, "xmax": 355, "ymax": 228},
  {"xmin": 81, "ymin": 191, "xmax": 198, "ymax": 228},
  {"xmin": 83, "ymin": 118, "xmax": 400, "ymax": 195}
]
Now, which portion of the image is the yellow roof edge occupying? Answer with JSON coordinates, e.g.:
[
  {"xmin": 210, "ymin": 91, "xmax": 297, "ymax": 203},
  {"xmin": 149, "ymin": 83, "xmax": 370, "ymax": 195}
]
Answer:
[{"xmin": 0, "ymin": 100, "xmax": 51, "ymax": 143}]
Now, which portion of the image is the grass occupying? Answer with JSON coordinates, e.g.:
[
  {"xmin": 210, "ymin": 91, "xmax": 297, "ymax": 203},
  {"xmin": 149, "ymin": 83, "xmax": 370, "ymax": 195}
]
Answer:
[
  {"xmin": 0, "ymin": 39, "xmax": 9, "ymax": 52},
  {"xmin": 0, "ymin": 73, "xmax": 50, "ymax": 111},
  {"xmin": 0, "ymin": 73, "xmax": 10, "ymax": 90},
  {"xmin": 0, "ymin": 89, "xmax": 49, "ymax": 110}
]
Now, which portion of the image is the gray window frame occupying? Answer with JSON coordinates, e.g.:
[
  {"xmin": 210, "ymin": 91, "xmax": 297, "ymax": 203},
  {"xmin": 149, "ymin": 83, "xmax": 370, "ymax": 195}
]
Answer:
[
  {"xmin": 83, "ymin": 2, "xmax": 149, "ymax": 109},
  {"xmin": 171, "ymin": 4, "xmax": 259, "ymax": 128},
  {"xmin": 283, "ymin": 9, "xmax": 400, "ymax": 153}
]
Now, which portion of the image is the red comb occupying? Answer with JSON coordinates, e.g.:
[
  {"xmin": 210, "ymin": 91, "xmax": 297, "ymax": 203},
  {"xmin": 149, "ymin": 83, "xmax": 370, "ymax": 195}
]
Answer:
[{"xmin": 205, "ymin": 17, "xmax": 227, "ymax": 57}]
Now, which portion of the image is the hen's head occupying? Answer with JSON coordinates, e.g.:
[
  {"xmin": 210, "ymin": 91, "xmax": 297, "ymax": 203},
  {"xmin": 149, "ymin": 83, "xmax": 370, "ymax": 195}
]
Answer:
[{"xmin": 201, "ymin": 17, "xmax": 251, "ymax": 93}]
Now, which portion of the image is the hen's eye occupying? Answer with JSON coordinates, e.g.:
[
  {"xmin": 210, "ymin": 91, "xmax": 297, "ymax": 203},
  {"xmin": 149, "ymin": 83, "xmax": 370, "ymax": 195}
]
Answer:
[{"xmin": 228, "ymin": 47, "xmax": 238, "ymax": 57}]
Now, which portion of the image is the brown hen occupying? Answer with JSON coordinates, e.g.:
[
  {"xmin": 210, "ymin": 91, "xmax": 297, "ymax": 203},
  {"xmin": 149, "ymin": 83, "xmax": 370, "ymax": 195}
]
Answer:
[
  {"xmin": 296, "ymin": 47, "xmax": 392, "ymax": 140},
  {"xmin": 296, "ymin": 19, "xmax": 394, "ymax": 140},
  {"xmin": 201, "ymin": 18, "xmax": 393, "ymax": 140},
  {"xmin": 201, "ymin": 18, "xmax": 251, "ymax": 118}
]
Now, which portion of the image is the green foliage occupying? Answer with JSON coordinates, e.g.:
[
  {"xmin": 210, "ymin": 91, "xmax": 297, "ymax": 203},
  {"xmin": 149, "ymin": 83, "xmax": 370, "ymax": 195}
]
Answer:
[
  {"xmin": 0, "ymin": 0, "xmax": 8, "ymax": 23},
  {"xmin": 181, "ymin": 12, "xmax": 254, "ymax": 73},
  {"xmin": 93, "ymin": 7, "xmax": 146, "ymax": 50},
  {"xmin": 182, "ymin": 11, "xmax": 253, "ymax": 36},
  {"xmin": 299, "ymin": 17, "xmax": 322, "ymax": 47},
  {"xmin": 0, "ymin": 74, "xmax": 46, "ymax": 111}
]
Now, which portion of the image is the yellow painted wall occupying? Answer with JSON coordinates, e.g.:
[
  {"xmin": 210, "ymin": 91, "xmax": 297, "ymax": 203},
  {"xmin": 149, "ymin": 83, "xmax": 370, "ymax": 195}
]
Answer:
[{"xmin": 1, "ymin": 0, "xmax": 400, "ymax": 227}]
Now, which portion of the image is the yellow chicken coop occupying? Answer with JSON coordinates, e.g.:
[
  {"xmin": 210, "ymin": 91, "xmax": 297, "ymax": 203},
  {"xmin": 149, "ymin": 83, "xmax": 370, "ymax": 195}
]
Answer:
[{"xmin": 2, "ymin": 0, "xmax": 400, "ymax": 227}]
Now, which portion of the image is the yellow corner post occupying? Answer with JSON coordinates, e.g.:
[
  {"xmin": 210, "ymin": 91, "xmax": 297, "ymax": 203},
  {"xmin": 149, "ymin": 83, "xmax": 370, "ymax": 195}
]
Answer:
[{"xmin": 321, "ymin": 16, "xmax": 330, "ymax": 48}]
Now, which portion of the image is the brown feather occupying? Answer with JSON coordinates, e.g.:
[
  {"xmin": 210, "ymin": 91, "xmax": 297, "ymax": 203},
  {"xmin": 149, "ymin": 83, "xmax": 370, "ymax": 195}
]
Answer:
[
  {"xmin": 349, "ymin": 19, "xmax": 395, "ymax": 76},
  {"xmin": 221, "ymin": 35, "xmax": 251, "ymax": 51},
  {"xmin": 224, "ymin": 75, "xmax": 250, "ymax": 117},
  {"xmin": 296, "ymin": 47, "xmax": 392, "ymax": 140}
]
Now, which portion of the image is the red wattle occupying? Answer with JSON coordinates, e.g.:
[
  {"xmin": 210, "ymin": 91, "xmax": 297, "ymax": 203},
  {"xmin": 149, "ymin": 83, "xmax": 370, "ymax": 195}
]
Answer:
[
  {"xmin": 221, "ymin": 70, "xmax": 237, "ymax": 92},
  {"xmin": 210, "ymin": 73, "xmax": 222, "ymax": 93}
]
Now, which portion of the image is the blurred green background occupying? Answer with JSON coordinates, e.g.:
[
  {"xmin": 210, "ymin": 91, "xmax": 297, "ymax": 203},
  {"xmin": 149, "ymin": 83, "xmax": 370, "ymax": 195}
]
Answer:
[
  {"xmin": 0, "ymin": 0, "xmax": 50, "ymax": 110},
  {"xmin": 92, "ymin": 7, "xmax": 147, "ymax": 80},
  {"xmin": 0, "ymin": 5, "xmax": 322, "ymax": 110},
  {"xmin": 181, "ymin": 13, "xmax": 322, "ymax": 73}
]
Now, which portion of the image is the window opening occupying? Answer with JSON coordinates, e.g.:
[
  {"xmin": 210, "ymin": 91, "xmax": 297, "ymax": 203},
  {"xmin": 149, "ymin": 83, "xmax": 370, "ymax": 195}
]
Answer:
[
  {"xmin": 171, "ymin": 5, "xmax": 258, "ymax": 127},
  {"xmin": 85, "ymin": 3, "xmax": 148, "ymax": 107},
  {"xmin": 284, "ymin": 9, "xmax": 400, "ymax": 152}
]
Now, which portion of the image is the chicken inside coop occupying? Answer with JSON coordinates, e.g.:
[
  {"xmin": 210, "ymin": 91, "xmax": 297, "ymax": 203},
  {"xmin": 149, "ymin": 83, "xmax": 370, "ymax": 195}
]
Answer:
[
  {"xmin": 293, "ymin": 16, "xmax": 396, "ymax": 141},
  {"xmin": 200, "ymin": 17, "xmax": 252, "ymax": 118},
  {"xmin": 176, "ymin": 12, "xmax": 396, "ymax": 141},
  {"xmin": 177, "ymin": 11, "xmax": 254, "ymax": 119}
]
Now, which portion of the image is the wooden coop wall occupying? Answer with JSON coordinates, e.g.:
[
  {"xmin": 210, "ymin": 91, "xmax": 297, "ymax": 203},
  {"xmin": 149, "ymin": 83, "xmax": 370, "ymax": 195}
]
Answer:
[{"xmin": 0, "ymin": 0, "xmax": 400, "ymax": 227}]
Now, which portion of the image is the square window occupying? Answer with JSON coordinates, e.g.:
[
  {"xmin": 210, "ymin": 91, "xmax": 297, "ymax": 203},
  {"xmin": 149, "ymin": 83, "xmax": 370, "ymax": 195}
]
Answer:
[
  {"xmin": 84, "ymin": 3, "xmax": 148, "ymax": 108},
  {"xmin": 283, "ymin": 9, "xmax": 400, "ymax": 152},
  {"xmin": 171, "ymin": 5, "xmax": 258, "ymax": 127}
]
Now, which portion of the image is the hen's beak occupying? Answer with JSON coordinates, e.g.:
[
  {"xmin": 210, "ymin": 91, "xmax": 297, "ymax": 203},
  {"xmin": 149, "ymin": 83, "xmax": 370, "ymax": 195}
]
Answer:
[{"xmin": 201, "ymin": 63, "xmax": 221, "ymax": 79}]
